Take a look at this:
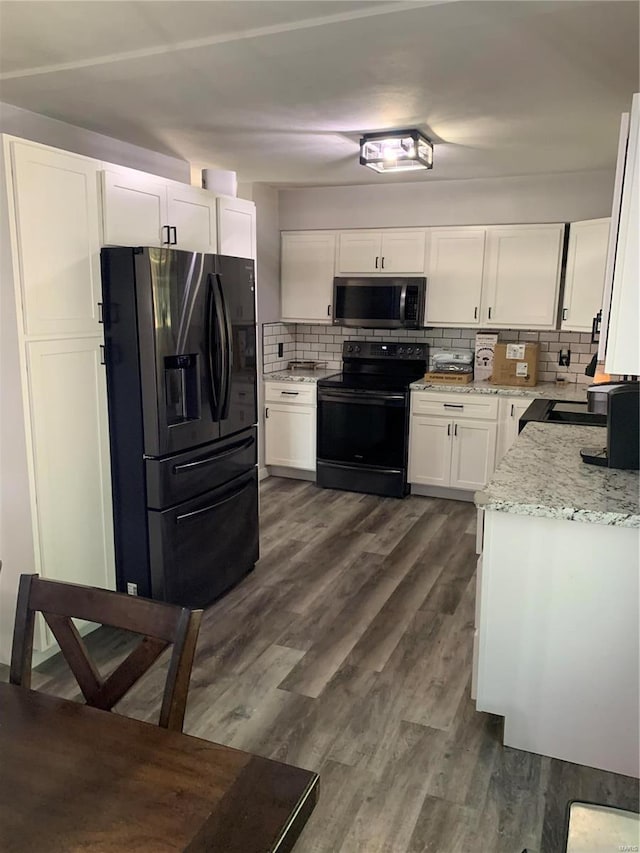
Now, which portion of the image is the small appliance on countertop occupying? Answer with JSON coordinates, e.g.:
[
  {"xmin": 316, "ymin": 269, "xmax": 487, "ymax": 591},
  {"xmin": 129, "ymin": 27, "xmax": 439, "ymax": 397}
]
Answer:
[
  {"xmin": 519, "ymin": 398, "xmax": 606, "ymax": 431},
  {"xmin": 287, "ymin": 360, "xmax": 328, "ymax": 371},
  {"xmin": 580, "ymin": 381, "xmax": 640, "ymax": 470}
]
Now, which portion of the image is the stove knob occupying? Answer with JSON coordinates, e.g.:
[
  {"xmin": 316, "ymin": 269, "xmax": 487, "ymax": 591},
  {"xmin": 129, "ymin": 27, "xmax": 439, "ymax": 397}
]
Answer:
[
  {"xmin": 354, "ymin": 345, "xmax": 361, "ymax": 353},
  {"xmin": 347, "ymin": 345, "xmax": 354, "ymax": 353},
  {"xmin": 397, "ymin": 346, "xmax": 405, "ymax": 355},
  {"xmin": 406, "ymin": 347, "xmax": 414, "ymax": 355}
]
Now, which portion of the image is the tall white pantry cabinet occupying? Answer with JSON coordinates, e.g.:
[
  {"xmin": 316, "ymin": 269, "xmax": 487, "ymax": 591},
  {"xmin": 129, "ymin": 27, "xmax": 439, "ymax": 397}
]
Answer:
[{"xmin": 0, "ymin": 137, "xmax": 115, "ymax": 663}]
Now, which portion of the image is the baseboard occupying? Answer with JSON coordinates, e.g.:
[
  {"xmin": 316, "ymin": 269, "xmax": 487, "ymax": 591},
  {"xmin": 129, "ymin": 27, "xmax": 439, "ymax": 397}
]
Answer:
[
  {"xmin": 258, "ymin": 466, "xmax": 270, "ymax": 481},
  {"xmin": 410, "ymin": 484, "xmax": 476, "ymax": 502},
  {"xmin": 268, "ymin": 466, "xmax": 316, "ymax": 482}
]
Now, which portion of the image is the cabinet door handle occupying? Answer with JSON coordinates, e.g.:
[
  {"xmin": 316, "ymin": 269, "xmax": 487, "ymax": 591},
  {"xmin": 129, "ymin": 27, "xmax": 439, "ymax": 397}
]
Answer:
[
  {"xmin": 474, "ymin": 306, "xmax": 478, "ymax": 320},
  {"xmin": 327, "ymin": 304, "xmax": 331, "ymax": 317},
  {"xmin": 511, "ymin": 404, "xmax": 515, "ymax": 417},
  {"xmin": 447, "ymin": 423, "xmax": 451, "ymax": 436},
  {"xmin": 162, "ymin": 225, "xmax": 171, "ymax": 245},
  {"xmin": 170, "ymin": 226, "xmax": 178, "ymax": 245},
  {"xmin": 99, "ymin": 344, "xmax": 105, "ymax": 365},
  {"xmin": 381, "ymin": 256, "xmax": 385, "ymax": 269},
  {"xmin": 375, "ymin": 256, "xmax": 379, "ymax": 269},
  {"xmin": 97, "ymin": 302, "xmax": 103, "ymax": 324},
  {"xmin": 562, "ymin": 308, "xmax": 568, "ymax": 321},
  {"xmin": 488, "ymin": 307, "xmax": 492, "ymax": 320},
  {"xmin": 265, "ymin": 407, "xmax": 269, "ymax": 419},
  {"xmin": 454, "ymin": 423, "xmax": 458, "ymax": 437}
]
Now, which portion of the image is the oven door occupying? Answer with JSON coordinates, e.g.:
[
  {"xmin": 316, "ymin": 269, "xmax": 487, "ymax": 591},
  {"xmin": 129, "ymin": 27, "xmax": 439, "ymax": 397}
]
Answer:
[{"xmin": 317, "ymin": 389, "xmax": 408, "ymax": 469}]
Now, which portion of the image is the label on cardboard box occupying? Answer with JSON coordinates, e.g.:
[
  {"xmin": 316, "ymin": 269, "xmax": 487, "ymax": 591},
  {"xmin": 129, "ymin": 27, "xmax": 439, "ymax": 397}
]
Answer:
[
  {"xmin": 515, "ymin": 362, "xmax": 529, "ymax": 377},
  {"xmin": 506, "ymin": 344, "xmax": 526, "ymax": 360}
]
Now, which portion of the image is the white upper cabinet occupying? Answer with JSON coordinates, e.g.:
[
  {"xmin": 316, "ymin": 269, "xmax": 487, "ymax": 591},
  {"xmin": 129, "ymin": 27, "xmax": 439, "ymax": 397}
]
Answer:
[
  {"xmin": 102, "ymin": 168, "xmax": 219, "ymax": 253},
  {"xmin": 426, "ymin": 228, "xmax": 486, "ymax": 326},
  {"xmin": 336, "ymin": 229, "xmax": 427, "ymax": 274},
  {"xmin": 481, "ymin": 224, "xmax": 565, "ymax": 329},
  {"xmin": 281, "ymin": 231, "xmax": 336, "ymax": 323},
  {"xmin": 217, "ymin": 195, "xmax": 256, "ymax": 259},
  {"xmin": 166, "ymin": 184, "xmax": 217, "ymax": 253},
  {"xmin": 11, "ymin": 141, "xmax": 102, "ymax": 336},
  {"xmin": 605, "ymin": 93, "xmax": 640, "ymax": 376},
  {"xmin": 561, "ymin": 218, "xmax": 610, "ymax": 333}
]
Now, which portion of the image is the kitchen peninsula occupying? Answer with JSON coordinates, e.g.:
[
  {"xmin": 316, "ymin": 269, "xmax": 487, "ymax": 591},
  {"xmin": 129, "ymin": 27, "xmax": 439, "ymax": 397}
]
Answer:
[{"xmin": 474, "ymin": 422, "xmax": 639, "ymax": 778}]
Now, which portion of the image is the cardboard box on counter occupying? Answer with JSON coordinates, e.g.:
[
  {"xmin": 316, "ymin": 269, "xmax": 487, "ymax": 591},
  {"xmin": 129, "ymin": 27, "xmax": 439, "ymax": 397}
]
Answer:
[
  {"xmin": 491, "ymin": 342, "xmax": 540, "ymax": 387},
  {"xmin": 474, "ymin": 333, "xmax": 498, "ymax": 381}
]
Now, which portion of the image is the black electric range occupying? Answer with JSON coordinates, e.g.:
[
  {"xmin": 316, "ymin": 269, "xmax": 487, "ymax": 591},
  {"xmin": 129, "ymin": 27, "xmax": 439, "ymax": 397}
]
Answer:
[{"xmin": 316, "ymin": 340, "xmax": 428, "ymax": 498}]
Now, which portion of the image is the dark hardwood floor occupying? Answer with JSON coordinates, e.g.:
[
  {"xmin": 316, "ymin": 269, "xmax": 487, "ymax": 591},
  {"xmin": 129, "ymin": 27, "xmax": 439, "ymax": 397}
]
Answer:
[{"xmin": 5, "ymin": 477, "xmax": 639, "ymax": 852}]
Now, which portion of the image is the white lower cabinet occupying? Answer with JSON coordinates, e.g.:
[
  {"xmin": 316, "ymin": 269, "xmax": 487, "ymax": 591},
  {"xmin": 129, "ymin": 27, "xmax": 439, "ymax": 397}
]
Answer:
[
  {"xmin": 264, "ymin": 383, "xmax": 316, "ymax": 471},
  {"xmin": 495, "ymin": 396, "xmax": 532, "ymax": 465},
  {"xmin": 409, "ymin": 392, "xmax": 497, "ymax": 490}
]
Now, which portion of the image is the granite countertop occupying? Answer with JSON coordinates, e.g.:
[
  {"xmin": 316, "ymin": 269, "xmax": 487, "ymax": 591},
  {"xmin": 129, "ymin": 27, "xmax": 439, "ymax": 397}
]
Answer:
[
  {"xmin": 476, "ymin": 422, "xmax": 640, "ymax": 527},
  {"xmin": 410, "ymin": 379, "xmax": 587, "ymax": 401},
  {"xmin": 264, "ymin": 369, "xmax": 339, "ymax": 383}
]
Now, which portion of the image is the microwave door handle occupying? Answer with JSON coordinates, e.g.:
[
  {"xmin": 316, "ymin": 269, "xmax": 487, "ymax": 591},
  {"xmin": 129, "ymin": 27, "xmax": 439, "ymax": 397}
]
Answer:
[{"xmin": 399, "ymin": 284, "xmax": 408, "ymax": 323}]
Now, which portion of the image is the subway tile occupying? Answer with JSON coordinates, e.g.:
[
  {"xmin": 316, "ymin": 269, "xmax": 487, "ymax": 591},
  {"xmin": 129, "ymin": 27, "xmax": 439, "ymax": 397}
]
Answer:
[
  {"xmin": 580, "ymin": 333, "xmax": 595, "ymax": 344},
  {"xmin": 538, "ymin": 332, "xmax": 560, "ymax": 342}
]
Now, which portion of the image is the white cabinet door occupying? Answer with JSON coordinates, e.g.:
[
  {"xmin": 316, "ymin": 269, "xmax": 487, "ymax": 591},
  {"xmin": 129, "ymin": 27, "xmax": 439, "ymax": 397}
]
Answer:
[
  {"xmin": 408, "ymin": 416, "xmax": 452, "ymax": 486},
  {"xmin": 11, "ymin": 142, "xmax": 102, "ymax": 336},
  {"xmin": 336, "ymin": 231, "xmax": 381, "ymax": 273},
  {"xmin": 167, "ymin": 183, "xmax": 217, "ymax": 253},
  {"xmin": 496, "ymin": 397, "xmax": 531, "ymax": 466},
  {"xmin": 426, "ymin": 228, "xmax": 486, "ymax": 326},
  {"xmin": 265, "ymin": 404, "xmax": 316, "ymax": 470},
  {"xmin": 101, "ymin": 169, "xmax": 167, "ymax": 247},
  {"xmin": 482, "ymin": 224, "xmax": 564, "ymax": 328},
  {"xmin": 281, "ymin": 232, "xmax": 336, "ymax": 323},
  {"xmin": 380, "ymin": 230, "xmax": 427, "ymax": 273},
  {"xmin": 606, "ymin": 93, "xmax": 640, "ymax": 376},
  {"xmin": 217, "ymin": 196, "xmax": 256, "ymax": 259},
  {"xmin": 450, "ymin": 419, "xmax": 497, "ymax": 491},
  {"xmin": 562, "ymin": 218, "xmax": 610, "ymax": 332},
  {"xmin": 26, "ymin": 338, "xmax": 115, "ymax": 592}
]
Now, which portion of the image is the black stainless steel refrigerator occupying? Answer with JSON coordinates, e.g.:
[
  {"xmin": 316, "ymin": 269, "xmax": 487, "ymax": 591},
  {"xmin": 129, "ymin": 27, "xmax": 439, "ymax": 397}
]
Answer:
[{"xmin": 101, "ymin": 247, "xmax": 258, "ymax": 608}]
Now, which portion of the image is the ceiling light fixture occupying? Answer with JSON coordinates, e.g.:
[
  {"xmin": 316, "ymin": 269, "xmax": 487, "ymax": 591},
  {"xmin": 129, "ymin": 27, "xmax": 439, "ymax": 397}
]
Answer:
[{"xmin": 359, "ymin": 129, "xmax": 433, "ymax": 174}]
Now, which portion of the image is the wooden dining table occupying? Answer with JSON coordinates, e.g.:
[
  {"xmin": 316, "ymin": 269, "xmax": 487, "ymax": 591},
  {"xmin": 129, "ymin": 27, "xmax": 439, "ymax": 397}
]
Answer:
[{"xmin": 0, "ymin": 682, "xmax": 319, "ymax": 852}]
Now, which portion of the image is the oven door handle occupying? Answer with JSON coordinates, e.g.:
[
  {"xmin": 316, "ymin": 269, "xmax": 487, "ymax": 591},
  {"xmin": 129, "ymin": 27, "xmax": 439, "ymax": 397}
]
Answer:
[
  {"xmin": 399, "ymin": 284, "xmax": 408, "ymax": 323},
  {"xmin": 318, "ymin": 391, "xmax": 406, "ymax": 407}
]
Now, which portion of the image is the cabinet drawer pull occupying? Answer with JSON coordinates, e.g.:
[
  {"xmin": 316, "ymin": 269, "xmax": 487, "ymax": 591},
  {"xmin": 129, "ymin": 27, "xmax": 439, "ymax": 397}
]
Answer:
[
  {"xmin": 281, "ymin": 390, "xmax": 299, "ymax": 396},
  {"xmin": 444, "ymin": 403, "xmax": 464, "ymax": 409}
]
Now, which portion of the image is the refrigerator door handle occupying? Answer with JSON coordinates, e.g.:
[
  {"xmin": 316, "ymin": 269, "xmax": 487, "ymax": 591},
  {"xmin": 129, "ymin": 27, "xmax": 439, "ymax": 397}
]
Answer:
[
  {"xmin": 175, "ymin": 475, "xmax": 254, "ymax": 524},
  {"xmin": 206, "ymin": 275, "xmax": 221, "ymax": 419},
  {"xmin": 172, "ymin": 436, "xmax": 255, "ymax": 473},
  {"xmin": 215, "ymin": 273, "xmax": 233, "ymax": 420}
]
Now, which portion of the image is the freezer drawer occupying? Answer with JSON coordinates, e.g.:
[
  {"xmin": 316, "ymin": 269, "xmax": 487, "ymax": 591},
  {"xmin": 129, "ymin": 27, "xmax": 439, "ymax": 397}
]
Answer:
[
  {"xmin": 146, "ymin": 427, "xmax": 257, "ymax": 509},
  {"xmin": 148, "ymin": 468, "xmax": 259, "ymax": 607}
]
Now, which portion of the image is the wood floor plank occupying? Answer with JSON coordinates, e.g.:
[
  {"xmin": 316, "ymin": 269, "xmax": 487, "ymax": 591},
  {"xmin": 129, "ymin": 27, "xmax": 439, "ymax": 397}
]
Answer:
[{"xmin": 16, "ymin": 477, "xmax": 639, "ymax": 853}]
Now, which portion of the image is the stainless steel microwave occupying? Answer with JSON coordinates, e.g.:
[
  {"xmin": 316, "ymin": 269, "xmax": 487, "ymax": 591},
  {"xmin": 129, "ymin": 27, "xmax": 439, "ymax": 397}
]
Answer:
[{"xmin": 333, "ymin": 276, "xmax": 426, "ymax": 329}]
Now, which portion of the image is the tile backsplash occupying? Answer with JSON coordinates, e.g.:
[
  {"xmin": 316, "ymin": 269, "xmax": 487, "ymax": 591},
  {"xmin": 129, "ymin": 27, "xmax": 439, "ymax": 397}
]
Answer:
[{"xmin": 262, "ymin": 323, "xmax": 597, "ymax": 384}]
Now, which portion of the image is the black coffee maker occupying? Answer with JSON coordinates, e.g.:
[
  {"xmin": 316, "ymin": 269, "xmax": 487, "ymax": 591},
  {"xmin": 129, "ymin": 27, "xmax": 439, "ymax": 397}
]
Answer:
[{"xmin": 580, "ymin": 381, "xmax": 640, "ymax": 470}]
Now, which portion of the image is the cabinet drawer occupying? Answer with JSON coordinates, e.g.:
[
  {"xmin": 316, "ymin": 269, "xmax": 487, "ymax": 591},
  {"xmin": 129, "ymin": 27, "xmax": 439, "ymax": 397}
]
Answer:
[
  {"xmin": 411, "ymin": 392, "xmax": 498, "ymax": 420},
  {"xmin": 264, "ymin": 382, "xmax": 317, "ymax": 405}
]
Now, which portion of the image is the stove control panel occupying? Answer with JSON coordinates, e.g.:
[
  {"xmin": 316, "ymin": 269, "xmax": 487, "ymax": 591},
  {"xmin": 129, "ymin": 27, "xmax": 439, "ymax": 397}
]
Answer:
[{"xmin": 343, "ymin": 341, "xmax": 427, "ymax": 360}]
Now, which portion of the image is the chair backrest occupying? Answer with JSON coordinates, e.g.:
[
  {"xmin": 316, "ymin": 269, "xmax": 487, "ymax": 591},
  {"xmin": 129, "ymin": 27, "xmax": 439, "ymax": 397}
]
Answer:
[{"xmin": 10, "ymin": 574, "xmax": 203, "ymax": 732}]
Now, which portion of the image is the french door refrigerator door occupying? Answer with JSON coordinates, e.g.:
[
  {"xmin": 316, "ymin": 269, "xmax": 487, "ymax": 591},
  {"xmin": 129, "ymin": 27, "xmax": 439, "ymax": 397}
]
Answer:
[
  {"xmin": 131, "ymin": 248, "xmax": 222, "ymax": 456},
  {"xmin": 148, "ymin": 467, "xmax": 259, "ymax": 607},
  {"xmin": 213, "ymin": 255, "xmax": 258, "ymax": 439}
]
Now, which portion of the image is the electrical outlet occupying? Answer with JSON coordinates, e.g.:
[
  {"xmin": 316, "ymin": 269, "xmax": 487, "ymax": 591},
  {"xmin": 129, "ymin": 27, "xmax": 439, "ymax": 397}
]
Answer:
[
  {"xmin": 126, "ymin": 582, "xmax": 138, "ymax": 596},
  {"xmin": 559, "ymin": 349, "xmax": 571, "ymax": 367},
  {"xmin": 278, "ymin": 342, "xmax": 284, "ymax": 358}
]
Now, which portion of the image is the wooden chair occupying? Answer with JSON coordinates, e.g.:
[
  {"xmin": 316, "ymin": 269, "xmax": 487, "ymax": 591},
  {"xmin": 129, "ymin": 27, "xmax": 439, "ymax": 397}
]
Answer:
[{"xmin": 10, "ymin": 574, "xmax": 203, "ymax": 732}]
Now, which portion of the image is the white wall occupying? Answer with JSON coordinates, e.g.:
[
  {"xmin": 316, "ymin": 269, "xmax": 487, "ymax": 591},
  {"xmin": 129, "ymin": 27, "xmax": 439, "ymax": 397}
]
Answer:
[
  {"xmin": 279, "ymin": 170, "xmax": 615, "ymax": 230},
  {"xmin": 0, "ymin": 102, "xmax": 190, "ymax": 181}
]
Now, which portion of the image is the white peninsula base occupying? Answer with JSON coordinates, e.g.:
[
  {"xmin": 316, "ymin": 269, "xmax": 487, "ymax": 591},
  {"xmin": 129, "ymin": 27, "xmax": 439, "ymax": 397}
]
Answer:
[{"xmin": 476, "ymin": 509, "xmax": 639, "ymax": 778}]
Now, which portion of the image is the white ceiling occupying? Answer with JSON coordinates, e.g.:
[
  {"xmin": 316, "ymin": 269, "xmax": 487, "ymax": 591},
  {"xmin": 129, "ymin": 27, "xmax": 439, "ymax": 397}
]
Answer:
[{"xmin": 0, "ymin": 1, "xmax": 638, "ymax": 187}]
